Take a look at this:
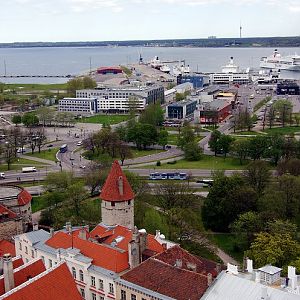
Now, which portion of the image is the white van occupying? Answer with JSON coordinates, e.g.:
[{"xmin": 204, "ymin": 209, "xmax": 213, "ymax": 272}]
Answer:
[{"xmin": 22, "ymin": 167, "xmax": 37, "ymax": 173}]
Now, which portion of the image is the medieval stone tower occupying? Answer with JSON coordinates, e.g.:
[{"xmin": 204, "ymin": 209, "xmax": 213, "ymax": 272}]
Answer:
[{"xmin": 100, "ymin": 160, "xmax": 135, "ymax": 229}]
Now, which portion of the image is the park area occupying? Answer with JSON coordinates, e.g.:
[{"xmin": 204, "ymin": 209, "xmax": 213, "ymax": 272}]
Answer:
[{"xmin": 78, "ymin": 114, "xmax": 131, "ymax": 125}]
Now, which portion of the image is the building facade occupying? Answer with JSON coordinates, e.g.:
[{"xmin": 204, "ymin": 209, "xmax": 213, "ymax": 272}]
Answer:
[
  {"xmin": 166, "ymin": 99, "xmax": 197, "ymax": 120},
  {"xmin": 177, "ymin": 74, "xmax": 210, "ymax": 89},
  {"xmin": 76, "ymin": 84, "xmax": 164, "ymax": 113},
  {"xmin": 58, "ymin": 98, "xmax": 98, "ymax": 115}
]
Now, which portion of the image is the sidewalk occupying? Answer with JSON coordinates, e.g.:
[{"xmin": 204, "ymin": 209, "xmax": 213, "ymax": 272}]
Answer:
[{"xmin": 20, "ymin": 154, "xmax": 57, "ymax": 166}]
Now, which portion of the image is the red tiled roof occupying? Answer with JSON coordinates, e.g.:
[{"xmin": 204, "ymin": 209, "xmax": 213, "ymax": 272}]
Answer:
[
  {"xmin": 17, "ymin": 189, "xmax": 32, "ymax": 206},
  {"xmin": 154, "ymin": 245, "xmax": 220, "ymax": 277},
  {"xmin": 1, "ymin": 263, "xmax": 82, "ymax": 300},
  {"xmin": 0, "ymin": 205, "xmax": 17, "ymax": 219},
  {"xmin": 0, "ymin": 240, "xmax": 16, "ymax": 257},
  {"xmin": 46, "ymin": 231, "xmax": 129, "ymax": 273},
  {"xmin": 0, "ymin": 259, "xmax": 46, "ymax": 296},
  {"xmin": 90, "ymin": 225, "xmax": 164, "ymax": 254},
  {"xmin": 121, "ymin": 258, "xmax": 209, "ymax": 300},
  {"xmin": 100, "ymin": 160, "xmax": 135, "ymax": 202},
  {"xmin": 12, "ymin": 257, "xmax": 24, "ymax": 269}
]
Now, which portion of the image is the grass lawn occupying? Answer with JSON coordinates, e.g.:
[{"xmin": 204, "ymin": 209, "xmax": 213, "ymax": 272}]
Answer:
[
  {"xmin": 0, "ymin": 158, "xmax": 48, "ymax": 171},
  {"xmin": 5, "ymin": 83, "xmax": 68, "ymax": 91},
  {"xmin": 231, "ymin": 131, "xmax": 262, "ymax": 136},
  {"xmin": 78, "ymin": 114, "xmax": 131, "ymax": 125},
  {"xmin": 264, "ymin": 126, "xmax": 300, "ymax": 135},
  {"xmin": 26, "ymin": 148, "xmax": 59, "ymax": 162},
  {"xmin": 131, "ymin": 148, "xmax": 165, "ymax": 158},
  {"xmin": 168, "ymin": 134, "xmax": 203, "ymax": 145},
  {"xmin": 145, "ymin": 155, "xmax": 248, "ymax": 170},
  {"xmin": 31, "ymin": 196, "xmax": 47, "ymax": 213},
  {"xmin": 211, "ymin": 233, "xmax": 244, "ymax": 263}
]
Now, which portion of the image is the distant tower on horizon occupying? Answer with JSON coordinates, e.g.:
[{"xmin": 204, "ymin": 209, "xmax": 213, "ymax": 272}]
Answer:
[{"xmin": 240, "ymin": 22, "xmax": 242, "ymax": 38}]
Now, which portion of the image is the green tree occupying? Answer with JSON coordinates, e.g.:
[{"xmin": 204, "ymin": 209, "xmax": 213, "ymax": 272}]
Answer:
[
  {"xmin": 158, "ymin": 130, "xmax": 169, "ymax": 150},
  {"xmin": 274, "ymin": 99, "xmax": 293, "ymax": 127},
  {"xmin": 22, "ymin": 113, "xmax": 39, "ymax": 127},
  {"xmin": 208, "ymin": 130, "xmax": 221, "ymax": 156},
  {"xmin": 267, "ymin": 219, "xmax": 297, "ymax": 238},
  {"xmin": 202, "ymin": 173, "xmax": 257, "ymax": 232},
  {"xmin": 246, "ymin": 233, "xmax": 300, "ymax": 268},
  {"xmin": 66, "ymin": 182, "xmax": 88, "ymax": 217},
  {"xmin": 218, "ymin": 134, "xmax": 235, "ymax": 158},
  {"xmin": 139, "ymin": 103, "xmax": 164, "ymax": 126},
  {"xmin": 184, "ymin": 141, "xmax": 202, "ymax": 161},
  {"xmin": 12, "ymin": 115, "xmax": 22, "ymax": 126},
  {"xmin": 230, "ymin": 211, "xmax": 264, "ymax": 249},
  {"xmin": 119, "ymin": 142, "xmax": 133, "ymax": 165},
  {"xmin": 230, "ymin": 139, "xmax": 250, "ymax": 164},
  {"xmin": 67, "ymin": 78, "xmax": 84, "ymax": 97},
  {"xmin": 82, "ymin": 76, "xmax": 97, "ymax": 89},
  {"xmin": 247, "ymin": 135, "xmax": 269, "ymax": 160},
  {"xmin": 243, "ymin": 161, "xmax": 271, "ymax": 196},
  {"xmin": 177, "ymin": 123, "xmax": 195, "ymax": 150},
  {"xmin": 265, "ymin": 134, "xmax": 285, "ymax": 165},
  {"xmin": 44, "ymin": 171, "xmax": 75, "ymax": 192}
]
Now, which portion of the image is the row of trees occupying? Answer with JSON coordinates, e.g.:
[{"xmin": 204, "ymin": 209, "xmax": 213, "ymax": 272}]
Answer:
[
  {"xmin": 202, "ymin": 160, "xmax": 300, "ymax": 270},
  {"xmin": 0, "ymin": 127, "xmax": 46, "ymax": 169},
  {"xmin": 209, "ymin": 129, "xmax": 300, "ymax": 166},
  {"xmin": 12, "ymin": 108, "xmax": 75, "ymax": 127}
]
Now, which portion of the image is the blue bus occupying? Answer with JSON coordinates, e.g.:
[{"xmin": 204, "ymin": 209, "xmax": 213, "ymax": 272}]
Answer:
[
  {"xmin": 60, "ymin": 144, "xmax": 68, "ymax": 153},
  {"xmin": 149, "ymin": 172, "xmax": 187, "ymax": 180}
]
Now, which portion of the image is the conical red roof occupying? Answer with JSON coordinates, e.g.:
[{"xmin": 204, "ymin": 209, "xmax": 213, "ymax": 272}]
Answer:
[{"xmin": 100, "ymin": 160, "xmax": 135, "ymax": 202}]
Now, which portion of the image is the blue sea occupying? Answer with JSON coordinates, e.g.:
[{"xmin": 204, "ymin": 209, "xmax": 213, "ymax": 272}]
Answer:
[{"xmin": 0, "ymin": 46, "xmax": 299, "ymax": 84}]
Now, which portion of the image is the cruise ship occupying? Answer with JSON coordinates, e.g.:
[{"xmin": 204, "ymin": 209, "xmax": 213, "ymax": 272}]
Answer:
[
  {"xmin": 210, "ymin": 57, "xmax": 250, "ymax": 84},
  {"xmin": 260, "ymin": 49, "xmax": 300, "ymax": 72}
]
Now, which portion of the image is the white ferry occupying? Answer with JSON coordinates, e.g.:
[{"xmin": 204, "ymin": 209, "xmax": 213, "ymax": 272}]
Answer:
[
  {"xmin": 150, "ymin": 56, "xmax": 163, "ymax": 69},
  {"xmin": 211, "ymin": 57, "xmax": 250, "ymax": 84},
  {"xmin": 260, "ymin": 49, "xmax": 300, "ymax": 72}
]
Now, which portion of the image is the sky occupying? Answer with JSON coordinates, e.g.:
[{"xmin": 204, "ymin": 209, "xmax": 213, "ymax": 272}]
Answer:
[{"xmin": 1, "ymin": 0, "xmax": 300, "ymax": 42}]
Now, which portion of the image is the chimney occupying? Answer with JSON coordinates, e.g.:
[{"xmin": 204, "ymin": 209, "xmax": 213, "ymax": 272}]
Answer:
[
  {"xmin": 118, "ymin": 176, "xmax": 123, "ymax": 196},
  {"xmin": 162, "ymin": 243, "xmax": 167, "ymax": 250},
  {"xmin": 246, "ymin": 259, "xmax": 253, "ymax": 273},
  {"xmin": 207, "ymin": 273, "xmax": 213, "ymax": 286},
  {"xmin": 128, "ymin": 240, "xmax": 140, "ymax": 269},
  {"xmin": 65, "ymin": 222, "xmax": 72, "ymax": 233},
  {"xmin": 50, "ymin": 228, "xmax": 54, "ymax": 237},
  {"xmin": 255, "ymin": 271, "xmax": 260, "ymax": 283},
  {"xmin": 78, "ymin": 228, "xmax": 87, "ymax": 240},
  {"xmin": 215, "ymin": 263, "xmax": 221, "ymax": 274},
  {"xmin": 175, "ymin": 259, "xmax": 182, "ymax": 268},
  {"xmin": 155, "ymin": 230, "xmax": 161, "ymax": 239},
  {"xmin": 33, "ymin": 223, "xmax": 39, "ymax": 231},
  {"xmin": 3, "ymin": 254, "xmax": 15, "ymax": 293},
  {"xmin": 139, "ymin": 230, "xmax": 148, "ymax": 256},
  {"xmin": 187, "ymin": 262, "xmax": 197, "ymax": 272}
]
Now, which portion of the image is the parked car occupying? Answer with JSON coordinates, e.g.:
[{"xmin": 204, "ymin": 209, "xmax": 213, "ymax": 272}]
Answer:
[
  {"xmin": 46, "ymin": 144, "xmax": 53, "ymax": 148},
  {"xmin": 77, "ymin": 141, "xmax": 83, "ymax": 146},
  {"xmin": 0, "ymin": 173, "xmax": 5, "ymax": 179}
]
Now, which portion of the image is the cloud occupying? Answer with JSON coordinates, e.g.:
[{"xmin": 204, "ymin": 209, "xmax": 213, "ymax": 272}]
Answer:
[{"xmin": 68, "ymin": 0, "xmax": 123, "ymax": 12}]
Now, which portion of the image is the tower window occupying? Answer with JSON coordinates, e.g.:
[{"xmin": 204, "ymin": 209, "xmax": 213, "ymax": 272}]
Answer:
[
  {"xmin": 111, "ymin": 202, "xmax": 115, "ymax": 207},
  {"xmin": 128, "ymin": 200, "xmax": 131, "ymax": 205}
]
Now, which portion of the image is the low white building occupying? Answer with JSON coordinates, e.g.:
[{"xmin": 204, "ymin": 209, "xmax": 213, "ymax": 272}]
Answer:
[
  {"xmin": 58, "ymin": 98, "xmax": 98, "ymax": 115},
  {"xmin": 210, "ymin": 73, "xmax": 250, "ymax": 84}
]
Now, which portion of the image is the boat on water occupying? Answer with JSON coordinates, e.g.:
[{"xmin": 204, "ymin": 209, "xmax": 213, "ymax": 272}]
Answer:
[
  {"xmin": 150, "ymin": 56, "xmax": 163, "ymax": 69},
  {"xmin": 211, "ymin": 56, "xmax": 249, "ymax": 84},
  {"xmin": 160, "ymin": 65, "xmax": 171, "ymax": 73},
  {"xmin": 221, "ymin": 57, "xmax": 239, "ymax": 73},
  {"xmin": 260, "ymin": 49, "xmax": 300, "ymax": 72},
  {"xmin": 172, "ymin": 62, "xmax": 190, "ymax": 76}
]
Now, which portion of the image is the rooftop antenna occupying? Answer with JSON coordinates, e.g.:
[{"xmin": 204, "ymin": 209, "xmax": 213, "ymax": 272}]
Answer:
[{"xmin": 239, "ymin": 21, "xmax": 242, "ymax": 38}]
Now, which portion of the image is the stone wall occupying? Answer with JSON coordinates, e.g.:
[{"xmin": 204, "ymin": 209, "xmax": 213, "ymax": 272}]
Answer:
[{"xmin": 0, "ymin": 219, "xmax": 23, "ymax": 241}]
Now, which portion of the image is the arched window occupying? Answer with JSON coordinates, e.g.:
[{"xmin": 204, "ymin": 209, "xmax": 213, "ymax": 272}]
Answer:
[
  {"xmin": 79, "ymin": 269, "xmax": 84, "ymax": 282},
  {"xmin": 72, "ymin": 267, "xmax": 76, "ymax": 279}
]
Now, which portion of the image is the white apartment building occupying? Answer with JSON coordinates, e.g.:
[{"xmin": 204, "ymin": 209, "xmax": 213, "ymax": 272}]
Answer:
[
  {"xmin": 76, "ymin": 85, "xmax": 164, "ymax": 113},
  {"xmin": 58, "ymin": 98, "xmax": 98, "ymax": 115}
]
